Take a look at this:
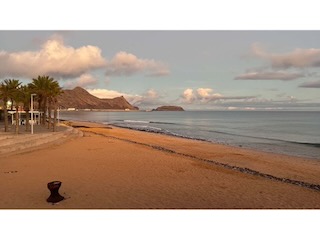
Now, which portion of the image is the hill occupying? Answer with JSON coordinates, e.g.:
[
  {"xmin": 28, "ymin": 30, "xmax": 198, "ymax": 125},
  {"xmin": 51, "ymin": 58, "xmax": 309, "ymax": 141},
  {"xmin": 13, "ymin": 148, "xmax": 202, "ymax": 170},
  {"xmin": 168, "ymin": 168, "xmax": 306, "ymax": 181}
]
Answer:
[{"xmin": 57, "ymin": 87, "xmax": 138, "ymax": 110}]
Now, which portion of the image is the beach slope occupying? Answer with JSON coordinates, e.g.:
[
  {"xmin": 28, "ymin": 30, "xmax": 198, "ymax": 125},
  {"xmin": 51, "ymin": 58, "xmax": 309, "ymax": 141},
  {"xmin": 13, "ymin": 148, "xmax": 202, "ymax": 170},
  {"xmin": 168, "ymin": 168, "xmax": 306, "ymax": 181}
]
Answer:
[{"xmin": 1, "ymin": 122, "xmax": 320, "ymax": 209}]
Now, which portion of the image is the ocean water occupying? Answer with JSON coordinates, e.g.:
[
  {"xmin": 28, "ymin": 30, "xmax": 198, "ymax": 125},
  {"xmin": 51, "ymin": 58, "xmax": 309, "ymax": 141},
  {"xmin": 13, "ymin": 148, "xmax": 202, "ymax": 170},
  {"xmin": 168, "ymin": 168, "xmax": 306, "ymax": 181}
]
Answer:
[{"xmin": 60, "ymin": 111, "xmax": 320, "ymax": 160}]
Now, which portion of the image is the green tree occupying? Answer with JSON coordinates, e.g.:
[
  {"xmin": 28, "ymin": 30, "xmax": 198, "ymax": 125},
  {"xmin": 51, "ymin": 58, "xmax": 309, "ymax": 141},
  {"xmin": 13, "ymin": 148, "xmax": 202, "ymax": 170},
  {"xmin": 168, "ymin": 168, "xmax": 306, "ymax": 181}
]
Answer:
[
  {"xmin": 48, "ymin": 80, "xmax": 63, "ymax": 132},
  {"xmin": 29, "ymin": 75, "xmax": 53, "ymax": 126},
  {"xmin": 29, "ymin": 75, "xmax": 62, "ymax": 131},
  {"xmin": 0, "ymin": 79, "xmax": 21, "ymax": 132},
  {"xmin": 10, "ymin": 85, "xmax": 24, "ymax": 134}
]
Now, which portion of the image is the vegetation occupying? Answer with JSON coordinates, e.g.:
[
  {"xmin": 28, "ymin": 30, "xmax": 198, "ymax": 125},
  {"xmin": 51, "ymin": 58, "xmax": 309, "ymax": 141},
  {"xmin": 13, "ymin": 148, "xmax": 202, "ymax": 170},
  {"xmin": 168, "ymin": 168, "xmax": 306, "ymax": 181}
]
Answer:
[{"xmin": 0, "ymin": 75, "xmax": 63, "ymax": 134}]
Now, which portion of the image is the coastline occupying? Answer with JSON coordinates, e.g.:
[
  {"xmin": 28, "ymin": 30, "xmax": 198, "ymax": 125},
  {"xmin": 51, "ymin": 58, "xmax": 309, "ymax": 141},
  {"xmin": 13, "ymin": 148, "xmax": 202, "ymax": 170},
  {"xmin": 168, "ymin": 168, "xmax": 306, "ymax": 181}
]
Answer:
[{"xmin": 1, "ymin": 120, "xmax": 320, "ymax": 209}]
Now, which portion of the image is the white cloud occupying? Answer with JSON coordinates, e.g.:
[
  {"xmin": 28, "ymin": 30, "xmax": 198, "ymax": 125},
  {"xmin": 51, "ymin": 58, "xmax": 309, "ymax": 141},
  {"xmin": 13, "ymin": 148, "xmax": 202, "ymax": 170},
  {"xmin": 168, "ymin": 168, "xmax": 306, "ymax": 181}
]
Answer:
[
  {"xmin": 0, "ymin": 36, "xmax": 107, "ymax": 78},
  {"xmin": 181, "ymin": 88, "xmax": 224, "ymax": 103},
  {"xmin": 63, "ymin": 73, "xmax": 98, "ymax": 89},
  {"xmin": 181, "ymin": 88, "xmax": 196, "ymax": 103},
  {"xmin": 105, "ymin": 51, "xmax": 169, "ymax": 77},
  {"xmin": 87, "ymin": 88, "xmax": 129, "ymax": 99},
  {"xmin": 181, "ymin": 87, "xmax": 256, "ymax": 104},
  {"xmin": 197, "ymin": 88, "xmax": 212, "ymax": 98},
  {"xmin": 196, "ymin": 88, "xmax": 223, "ymax": 102}
]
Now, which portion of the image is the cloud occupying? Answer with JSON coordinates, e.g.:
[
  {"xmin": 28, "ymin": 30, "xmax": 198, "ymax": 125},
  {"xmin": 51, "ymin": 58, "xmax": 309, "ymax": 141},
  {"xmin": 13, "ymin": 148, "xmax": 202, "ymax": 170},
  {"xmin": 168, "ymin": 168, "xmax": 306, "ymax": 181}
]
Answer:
[
  {"xmin": 127, "ymin": 89, "xmax": 163, "ymax": 106},
  {"xmin": 216, "ymin": 97, "xmax": 319, "ymax": 111},
  {"xmin": 145, "ymin": 89, "xmax": 159, "ymax": 99},
  {"xmin": 180, "ymin": 87, "xmax": 254, "ymax": 104},
  {"xmin": 196, "ymin": 88, "xmax": 213, "ymax": 98},
  {"xmin": 252, "ymin": 43, "xmax": 320, "ymax": 69},
  {"xmin": 234, "ymin": 71, "xmax": 304, "ymax": 80},
  {"xmin": 299, "ymin": 80, "xmax": 320, "ymax": 88},
  {"xmin": 181, "ymin": 88, "xmax": 196, "ymax": 103},
  {"xmin": 63, "ymin": 74, "xmax": 98, "ymax": 89},
  {"xmin": 105, "ymin": 51, "xmax": 169, "ymax": 77},
  {"xmin": 196, "ymin": 88, "xmax": 223, "ymax": 102},
  {"xmin": 87, "ymin": 88, "xmax": 129, "ymax": 99},
  {"xmin": 0, "ymin": 36, "xmax": 107, "ymax": 78}
]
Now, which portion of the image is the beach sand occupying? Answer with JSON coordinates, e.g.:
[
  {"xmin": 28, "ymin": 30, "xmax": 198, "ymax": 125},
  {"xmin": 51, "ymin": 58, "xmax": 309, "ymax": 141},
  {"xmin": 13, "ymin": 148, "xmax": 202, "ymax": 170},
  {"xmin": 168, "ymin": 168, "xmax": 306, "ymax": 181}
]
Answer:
[{"xmin": 1, "ymin": 121, "xmax": 320, "ymax": 209}]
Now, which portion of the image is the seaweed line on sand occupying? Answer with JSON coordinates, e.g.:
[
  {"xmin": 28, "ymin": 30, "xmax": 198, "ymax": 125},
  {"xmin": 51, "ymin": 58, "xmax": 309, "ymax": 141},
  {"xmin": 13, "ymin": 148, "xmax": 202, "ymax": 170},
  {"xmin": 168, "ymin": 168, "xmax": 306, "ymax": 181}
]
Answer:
[{"xmin": 83, "ymin": 129, "xmax": 320, "ymax": 192}]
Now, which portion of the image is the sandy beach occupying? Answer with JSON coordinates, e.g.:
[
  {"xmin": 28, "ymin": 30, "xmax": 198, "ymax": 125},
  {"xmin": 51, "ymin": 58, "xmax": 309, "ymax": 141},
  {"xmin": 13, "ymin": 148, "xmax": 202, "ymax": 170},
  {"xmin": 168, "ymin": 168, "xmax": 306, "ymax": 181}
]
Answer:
[{"xmin": 1, "ymin": 121, "xmax": 320, "ymax": 209}]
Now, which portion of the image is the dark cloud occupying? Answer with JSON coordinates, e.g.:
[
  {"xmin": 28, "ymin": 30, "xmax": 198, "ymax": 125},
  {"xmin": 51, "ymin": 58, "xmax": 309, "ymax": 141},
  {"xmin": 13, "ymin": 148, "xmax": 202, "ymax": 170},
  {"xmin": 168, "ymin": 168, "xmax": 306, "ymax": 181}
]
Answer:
[
  {"xmin": 299, "ymin": 80, "xmax": 320, "ymax": 88},
  {"xmin": 252, "ymin": 43, "xmax": 320, "ymax": 69},
  {"xmin": 235, "ymin": 71, "xmax": 304, "ymax": 81}
]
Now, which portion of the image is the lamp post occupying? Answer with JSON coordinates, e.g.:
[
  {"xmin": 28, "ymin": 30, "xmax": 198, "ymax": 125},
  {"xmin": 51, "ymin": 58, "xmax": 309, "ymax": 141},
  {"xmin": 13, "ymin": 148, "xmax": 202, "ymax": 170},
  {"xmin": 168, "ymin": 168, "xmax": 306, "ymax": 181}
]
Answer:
[{"xmin": 31, "ymin": 94, "xmax": 36, "ymax": 134}]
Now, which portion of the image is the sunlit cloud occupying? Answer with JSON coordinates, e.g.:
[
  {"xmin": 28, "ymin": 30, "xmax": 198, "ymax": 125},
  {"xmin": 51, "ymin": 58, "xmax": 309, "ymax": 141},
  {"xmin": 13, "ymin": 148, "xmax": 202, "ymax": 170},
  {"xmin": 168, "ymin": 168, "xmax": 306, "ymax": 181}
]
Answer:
[
  {"xmin": 105, "ymin": 51, "xmax": 169, "ymax": 77},
  {"xmin": 0, "ymin": 36, "xmax": 107, "ymax": 78},
  {"xmin": 180, "ymin": 87, "xmax": 254, "ymax": 104},
  {"xmin": 87, "ymin": 88, "xmax": 129, "ymax": 99},
  {"xmin": 181, "ymin": 88, "xmax": 196, "ymax": 103},
  {"xmin": 63, "ymin": 74, "xmax": 98, "ymax": 89},
  {"xmin": 299, "ymin": 80, "xmax": 320, "ymax": 88},
  {"xmin": 196, "ymin": 88, "xmax": 223, "ymax": 102}
]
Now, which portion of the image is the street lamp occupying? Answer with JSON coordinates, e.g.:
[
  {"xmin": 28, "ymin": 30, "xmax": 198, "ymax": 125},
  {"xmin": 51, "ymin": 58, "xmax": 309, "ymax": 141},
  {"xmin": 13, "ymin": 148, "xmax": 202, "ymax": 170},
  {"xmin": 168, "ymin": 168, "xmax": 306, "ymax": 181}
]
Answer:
[{"xmin": 31, "ymin": 94, "xmax": 36, "ymax": 134}]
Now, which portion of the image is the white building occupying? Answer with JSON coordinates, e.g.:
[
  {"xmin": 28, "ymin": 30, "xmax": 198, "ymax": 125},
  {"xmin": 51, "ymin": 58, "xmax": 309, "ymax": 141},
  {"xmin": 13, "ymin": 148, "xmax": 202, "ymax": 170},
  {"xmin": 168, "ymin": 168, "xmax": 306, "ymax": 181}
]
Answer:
[{"xmin": 7, "ymin": 110, "xmax": 41, "ymax": 125}]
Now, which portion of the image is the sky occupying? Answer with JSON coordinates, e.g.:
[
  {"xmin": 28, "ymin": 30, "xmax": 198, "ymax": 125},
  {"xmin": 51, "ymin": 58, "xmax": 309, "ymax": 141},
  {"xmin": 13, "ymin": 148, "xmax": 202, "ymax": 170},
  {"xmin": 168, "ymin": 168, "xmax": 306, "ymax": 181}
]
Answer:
[{"xmin": 1, "ymin": 30, "xmax": 320, "ymax": 111}]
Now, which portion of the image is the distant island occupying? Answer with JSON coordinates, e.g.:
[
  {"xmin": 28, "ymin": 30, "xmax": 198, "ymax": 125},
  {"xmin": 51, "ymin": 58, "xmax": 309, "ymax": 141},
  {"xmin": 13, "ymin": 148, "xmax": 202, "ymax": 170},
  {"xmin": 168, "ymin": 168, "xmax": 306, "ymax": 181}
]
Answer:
[{"xmin": 152, "ymin": 106, "xmax": 185, "ymax": 111}]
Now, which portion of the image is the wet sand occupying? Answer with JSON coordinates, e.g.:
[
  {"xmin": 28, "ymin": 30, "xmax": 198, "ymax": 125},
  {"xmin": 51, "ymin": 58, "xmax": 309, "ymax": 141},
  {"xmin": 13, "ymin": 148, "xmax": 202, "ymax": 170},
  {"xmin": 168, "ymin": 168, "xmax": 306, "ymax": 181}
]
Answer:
[{"xmin": 1, "ymin": 121, "xmax": 320, "ymax": 209}]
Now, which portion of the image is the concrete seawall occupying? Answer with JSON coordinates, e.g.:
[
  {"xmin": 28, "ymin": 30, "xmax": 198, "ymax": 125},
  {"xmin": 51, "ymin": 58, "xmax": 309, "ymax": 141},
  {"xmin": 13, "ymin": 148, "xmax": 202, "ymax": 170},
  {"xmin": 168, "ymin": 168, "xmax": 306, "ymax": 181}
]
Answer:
[{"xmin": 0, "ymin": 124, "xmax": 83, "ymax": 156}]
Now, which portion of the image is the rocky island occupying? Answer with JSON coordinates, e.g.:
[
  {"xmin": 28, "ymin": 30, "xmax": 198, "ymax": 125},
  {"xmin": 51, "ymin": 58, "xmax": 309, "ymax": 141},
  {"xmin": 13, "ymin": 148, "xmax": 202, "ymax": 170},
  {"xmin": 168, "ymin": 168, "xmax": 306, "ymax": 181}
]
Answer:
[{"xmin": 152, "ymin": 106, "xmax": 184, "ymax": 111}]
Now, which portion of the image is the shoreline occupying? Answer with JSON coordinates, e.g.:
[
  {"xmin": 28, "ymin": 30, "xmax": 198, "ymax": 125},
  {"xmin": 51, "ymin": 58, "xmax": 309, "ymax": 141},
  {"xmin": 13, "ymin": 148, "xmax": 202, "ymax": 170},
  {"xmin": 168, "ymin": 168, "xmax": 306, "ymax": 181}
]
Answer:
[
  {"xmin": 59, "ymin": 110, "xmax": 320, "ymax": 160},
  {"xmin": 1, "ymin": 120, "xmax": 320, "ymax": 209},
  {"xmin": 108, "ymin": 123, "xmax": 320, "ymax": 161}
]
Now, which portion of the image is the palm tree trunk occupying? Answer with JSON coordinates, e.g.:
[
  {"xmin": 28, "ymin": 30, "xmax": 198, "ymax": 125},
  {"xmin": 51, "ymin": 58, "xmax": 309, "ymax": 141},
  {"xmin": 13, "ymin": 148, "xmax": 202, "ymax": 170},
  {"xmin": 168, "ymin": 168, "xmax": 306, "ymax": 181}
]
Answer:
[
  {"xmin": 48, "ymin": 101, "xmax": 52, "ymax": 129},
  {"xmin": 25, "ymin": 110, "xmax": 30, "ymax": 132},
  {"xmin": 10, "ymin": 98, "xmax": 14, "ymax": 111},
  {"xmin": 38, "ymin": 98, "xmax": 42, "ymax": 125},
  {"xmin": 53, "ymin": 99, "xmax": 58, "ymax": 132},
  {"xmin": 15, "ymin": 105, "xmax": 19, "ymax": 134},
  {"xmin": 42, "ymin": 98, "xmax": 47, "ymax": 126},
  {"xmin": 3, "ymin": 98, "xmax": 9, "ymax": 132}
]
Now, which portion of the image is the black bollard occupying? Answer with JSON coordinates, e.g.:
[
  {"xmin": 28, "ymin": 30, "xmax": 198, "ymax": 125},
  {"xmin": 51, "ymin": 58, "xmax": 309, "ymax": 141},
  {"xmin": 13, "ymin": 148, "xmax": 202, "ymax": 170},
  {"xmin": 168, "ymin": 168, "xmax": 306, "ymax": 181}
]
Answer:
[{"xmin": 47, "ymin": 181, "xmax": 64, "ymax": 203}]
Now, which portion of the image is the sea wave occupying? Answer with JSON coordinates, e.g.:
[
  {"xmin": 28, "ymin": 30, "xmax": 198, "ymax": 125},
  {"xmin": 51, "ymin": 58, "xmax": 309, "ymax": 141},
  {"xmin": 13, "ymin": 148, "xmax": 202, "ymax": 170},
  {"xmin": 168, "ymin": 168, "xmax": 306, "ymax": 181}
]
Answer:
[
  {"xmin": 207, "ymin": 129, "xmax": 320, "ymax": 147},
  {"xmin": 123, "ymin": 120, "xmax": 150, "ymax": 124}
]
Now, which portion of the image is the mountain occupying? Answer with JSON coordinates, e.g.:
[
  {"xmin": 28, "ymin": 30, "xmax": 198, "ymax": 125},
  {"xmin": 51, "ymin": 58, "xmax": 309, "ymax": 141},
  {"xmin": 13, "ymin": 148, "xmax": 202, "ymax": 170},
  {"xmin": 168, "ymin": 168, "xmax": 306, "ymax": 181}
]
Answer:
[
  {"xmin": 57, "ymin": 87, "xmax": 138, "ymax": 110},
  {"xmin": 153, "ymin": 106, "xmax": 184, "ymax": 111}
]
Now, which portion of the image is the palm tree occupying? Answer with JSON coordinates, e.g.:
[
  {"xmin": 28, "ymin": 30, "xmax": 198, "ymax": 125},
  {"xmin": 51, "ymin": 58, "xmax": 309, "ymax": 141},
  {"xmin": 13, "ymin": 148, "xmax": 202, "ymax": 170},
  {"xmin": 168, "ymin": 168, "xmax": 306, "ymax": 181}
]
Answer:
[
  {"xmin": 29, "ymin": 75, "xmax": 53, "ymax": 126},
  {"xmin": 7, "ymin": 79, "xmax": 21, "ymax": 111},
  {"xmin": 0, "ymin": 82, "xmax": 9, "ymax": 132},
  {"xmin": 0, "ymin": 79, "xmax": 21, "ymax": 132},
  {"xmin": 29, "ymin": 75, "xmax": 62, "ymax": 131},
  {"xmin": 49, "ymin": 81, "xmax": 63, "ymax": 132},
  {"xmin": 11, "ymin": 85, "xmax": 24, "ymax": 134}
]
